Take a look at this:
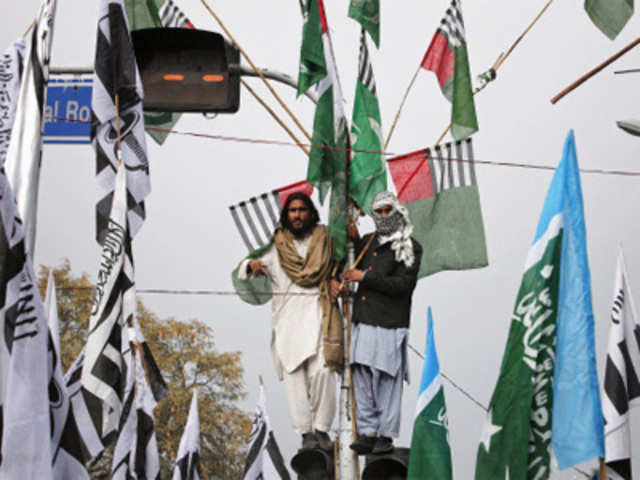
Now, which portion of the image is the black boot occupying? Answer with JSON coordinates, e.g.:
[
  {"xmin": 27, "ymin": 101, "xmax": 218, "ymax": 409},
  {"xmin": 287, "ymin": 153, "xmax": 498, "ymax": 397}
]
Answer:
[
  {"xmin": 302, "ymin": 432, "xmax": 318, "ymax": 450},
  {"xmin": 315, "ymin": 430, "xmax": 333, "ymax": 451},
  {"xmin": 372, "ymin": 436, "xmax": 394, "ymax": 454},
  {"xmin": 349, "ymin": 434, "xmax": 376, "ymax": 455}
]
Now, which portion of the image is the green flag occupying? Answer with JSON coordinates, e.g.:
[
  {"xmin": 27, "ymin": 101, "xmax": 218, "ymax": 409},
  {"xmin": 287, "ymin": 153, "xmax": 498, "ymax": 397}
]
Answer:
[
  {"xmin": 124, "ymin": 0, "xmax": 184, "ymax": 145},
  {"xmin": 299, "ymin": 0, "xmax": 348, "ymax": 261},
  {"xmin": 350, "ymin": 31, "xmax": 386, "ymax": 215},
  {"xmin": 348, "ymin": 0, "xmax": 380, "ymax": 48},
  {"xmin": 585, "ymin": 0, "xmax": 634, "ymax": 40}
]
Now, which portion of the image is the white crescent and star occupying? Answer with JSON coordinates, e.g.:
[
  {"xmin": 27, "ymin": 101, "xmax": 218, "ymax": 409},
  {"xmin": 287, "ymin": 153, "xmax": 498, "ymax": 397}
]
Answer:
[{"xmin": 480, "ymin": 409, "xmax": 502, "ymax": 453}]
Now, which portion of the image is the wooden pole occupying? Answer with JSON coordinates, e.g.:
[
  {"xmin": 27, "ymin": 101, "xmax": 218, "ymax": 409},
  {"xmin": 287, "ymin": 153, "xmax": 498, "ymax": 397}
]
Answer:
[
  {"xmin": 240, "ymin": 78, "xmax": 310, "ymax": 156},
  {"xmin": 200, "ymin": 0, "xmax": 313, "ymax": 142},
  {"xmin": 23, "ymin": 19, "xmax": 36, "ymax": 38},
  {"xmin": 599, "ymin": 458, "xmax": 606, "ymax": 480},
  {"xmin": 551, "ymin": 37, "xmax": 640, "ymax": 104},
  {"xmin": 384, "ymin": 65, "xmax": 421, "ymax": 151}
]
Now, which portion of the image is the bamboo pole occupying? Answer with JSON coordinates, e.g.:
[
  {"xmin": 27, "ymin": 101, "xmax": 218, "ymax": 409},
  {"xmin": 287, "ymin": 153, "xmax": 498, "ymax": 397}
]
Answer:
[
  {"xmin": 551, "ymin": 37, "xmax": 640, "ymax": 104},
  {"xmin": 200, "ymin": 0, "xmax": 313, "ymax": 142},
  {"xmin": 384, "ymin": 65, "xmax": 421, "ymax": 151},
  {"xmin": 240, "ymin": 78, "xmax": 310, "ymax": 156},
  {"xmin": 23, "ymin": 19, "xmax": 36, "ymax": 38},
  {"xmin": 599, "ymin": 458, "xmax": 606, "ymax": 480}
]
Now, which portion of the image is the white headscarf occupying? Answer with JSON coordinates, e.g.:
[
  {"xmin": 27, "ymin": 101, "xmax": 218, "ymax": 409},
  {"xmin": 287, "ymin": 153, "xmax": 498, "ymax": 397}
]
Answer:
[{"xmin": 370, "ymin": 191, "xmax": 415, "ymax": 268}]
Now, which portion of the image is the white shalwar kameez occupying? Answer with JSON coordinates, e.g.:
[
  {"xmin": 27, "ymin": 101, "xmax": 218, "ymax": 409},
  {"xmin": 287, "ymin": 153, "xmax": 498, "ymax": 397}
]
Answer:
[{"xmin": 238, "ymin": 235, "xmax": 336, "ymax": 435}]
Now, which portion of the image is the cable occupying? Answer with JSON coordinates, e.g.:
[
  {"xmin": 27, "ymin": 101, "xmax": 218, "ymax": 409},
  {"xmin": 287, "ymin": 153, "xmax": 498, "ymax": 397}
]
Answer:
[{"xmin": 50, "ymin": 116, "xmax": 640, "ymax": 178}]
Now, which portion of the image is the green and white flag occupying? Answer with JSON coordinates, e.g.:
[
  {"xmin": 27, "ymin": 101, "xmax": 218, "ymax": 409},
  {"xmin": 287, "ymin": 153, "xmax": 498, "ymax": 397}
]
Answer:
[
  {"xmin": 348, "ymin": 0, "xmax": 379, "ymax": 48},
  {"xmin": 298, "ymin": 0, "xmax": 349, "ymax": 261},
  {"xmin": 585, "ymin": 0, "xmax": 633, "ymax": 40},
  {"xmin": 407, "ymin": 308, "xmax": 452, "ymax": 479},
  {"xmin": 350, "ymin": 30, "xmax": 386, "ymax": 215}
]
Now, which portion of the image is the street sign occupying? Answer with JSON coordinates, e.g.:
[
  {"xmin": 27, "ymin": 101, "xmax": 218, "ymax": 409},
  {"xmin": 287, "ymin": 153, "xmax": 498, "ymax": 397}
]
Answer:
[{"xmin": 43, "ymin": 76, "xmax": 92, "ymax": 144}]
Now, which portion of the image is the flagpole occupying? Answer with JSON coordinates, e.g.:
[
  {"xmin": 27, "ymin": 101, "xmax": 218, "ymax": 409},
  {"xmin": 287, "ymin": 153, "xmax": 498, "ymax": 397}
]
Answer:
[
  {"xmin": 240, "ymin": 78, "xmax": 310, "ymax": 156},
  {"xmin": 384, "ymin": 65, "xmax": 421, "ymax": 151},
  {"xmin": 599, "ymin": 458, "xmax": 606, "ymax": 480},
  {"xmin": 200, "ymin": 0, "xmax": 313, "ymax": 142}
]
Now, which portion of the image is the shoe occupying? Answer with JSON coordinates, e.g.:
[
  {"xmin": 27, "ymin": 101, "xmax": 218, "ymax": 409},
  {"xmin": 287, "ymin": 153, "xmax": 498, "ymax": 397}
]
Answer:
[
  {"xmin": 302, "ymin": 432, "xmax": 319, "ymax": 450},
  {"xmin": 372, "ymin": 436, "xmax": 394, "ymax": 454},
  {"xmin": 315, "ymin": 430, "xmax": 333, "ymax": 451},
  {"xmin": 350, "ymin": 434, "xmax": 376, "ymax": 455}
]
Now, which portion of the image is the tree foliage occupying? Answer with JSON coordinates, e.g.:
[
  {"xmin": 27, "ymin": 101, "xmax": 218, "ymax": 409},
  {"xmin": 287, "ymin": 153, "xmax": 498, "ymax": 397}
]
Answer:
[{"xmin": 38, "ymin": 261, "xmax": 252, "ymax": 479}]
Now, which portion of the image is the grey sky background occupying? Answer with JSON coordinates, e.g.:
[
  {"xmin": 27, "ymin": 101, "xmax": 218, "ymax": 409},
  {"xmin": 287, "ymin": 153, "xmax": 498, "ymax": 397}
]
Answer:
[{"xmin": 3, "ymin": 0, "xmax": 640, "ymax": 478}]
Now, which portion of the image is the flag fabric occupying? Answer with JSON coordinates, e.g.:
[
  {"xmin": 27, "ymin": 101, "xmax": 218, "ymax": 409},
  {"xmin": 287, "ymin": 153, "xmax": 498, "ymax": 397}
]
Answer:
[
  {"xmin": 585, "ymin": 0, "xmax": 633, "ymax": 40},
  {"xmin": 474, "ymin": 131, "xmax": 604, "ymax": 480},
  {"xmin": 349, "ymin": 30, "xmax": 386, "ymax": 215},
  {"xmin": 348, "ymin": 0, "xmax": 380, "ymax": 48},
  {"xmin": 0, "ymin": 39, "xmax": 25, "ymax": 169},
  {"xmin": 603, "ymin": 248, "xmax": 640, "ymax": 480},
  {"xmin": 298, "ymin": 0, "xmax": 349, "ymax": 261},
  {"xmin": 111, "ymin": 343, "xmax": 160, "ymax": 480},
  {"xmin": 172, "ymin": 390, "xmax": 201, "ymax": 480},
  {"xmin": 92, "ymin": 0, "xmax": 150, "ymax": 245},
  {"xmin": 124, "ymin": 0, "xmax": 194, "ymax": 145},
  {"xmin": 420, "ymin": 0, "xmax": 478, "ymax": 141},
  {"xmin": 387, "ymin": 138, "xmax": 488, "ymax": 278},
  {"xmin": 5, "ymin": 0, "xmax": 57, "ymax": 256},
  {"xmin": 243, "ymin": 385, "xmax": 290, "ymax": 480},
  {"xmin": 0, "ymin": 158, "xmax": 52, "ymax": 479},
  {"xmin": 407, "ymin": 308, "xmax": 452, "ymax": 479},
  {"xmin": 159, "ymin": 0, "xmax": 194, "ymax": 28},
  {"xmin": 81, "ymin": 161, "xmax": 137, "ymax": 446},
  {"xmin": 229, "ymin": 180, "xmax": 314, "ymax": 252},
  {"xmin": 132, "ymin": 316, "xmax": 169, "ymax": 402}
]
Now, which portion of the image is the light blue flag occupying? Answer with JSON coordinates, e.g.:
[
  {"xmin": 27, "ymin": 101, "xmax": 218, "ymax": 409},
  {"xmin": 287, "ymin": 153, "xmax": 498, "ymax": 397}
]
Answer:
[{"xmin": 550, "ymin": 130, "xmax": 604, "ymax": 469}]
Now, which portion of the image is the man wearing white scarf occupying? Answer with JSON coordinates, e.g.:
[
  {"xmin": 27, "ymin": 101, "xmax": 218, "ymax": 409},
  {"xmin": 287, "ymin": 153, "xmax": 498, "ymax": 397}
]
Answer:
[{"xmin": 343, "ymin": 191, "xmax": 422, "ymax": 455}]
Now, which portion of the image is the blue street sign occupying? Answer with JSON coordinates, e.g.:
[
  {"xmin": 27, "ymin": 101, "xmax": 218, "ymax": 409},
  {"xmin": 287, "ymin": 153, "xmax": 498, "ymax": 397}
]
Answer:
[{"xmin": 43, "ymin": 76, "xmax": 92, "ymax": 144}]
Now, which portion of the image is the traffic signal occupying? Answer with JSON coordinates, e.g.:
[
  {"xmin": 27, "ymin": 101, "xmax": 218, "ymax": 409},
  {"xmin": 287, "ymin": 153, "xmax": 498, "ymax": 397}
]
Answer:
[{"xmin": 131, "ymin": 28, "xmax": 240, "ymax": 113}]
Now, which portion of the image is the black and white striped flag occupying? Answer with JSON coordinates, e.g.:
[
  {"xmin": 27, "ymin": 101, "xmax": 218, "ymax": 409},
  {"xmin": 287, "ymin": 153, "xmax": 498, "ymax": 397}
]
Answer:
[
  {"xmin": 0, "ymin": 39, "xmax": 25, "ymax": 169},
  {"xmin": 110, "ymin": 341, "xmax": 160, "ymax": 480},
  {"xmin": 0, "ymin": 165, "xmax": 52, "ymax": 478},
  {"xmin": 159, "ymin": 0, "xmax": 194, "ymax": 29},
  {"xmin": 172, "ymin": 390, "xmax": 201, "ymax": 480},
  {"xmin": 92, "ymin": 0, "xmax": 150, "ymax": 245},
  {"xmin": 243, "ymin": 385, "xmax": 290, "ymax": 480},
  {"xmin": 229, "ymin": 180, "xmax": 313, "ymax": 252},
  {"xmin": 603, "ymin": 248, "xmax": 640, "ymax": 480},
  {"xmin": 5, "ymin": 0, "xmax": 57, "ymax": 256},
  {"xmin": 81, "ymin": 161, "xmax": 136, "ymax": 445}
]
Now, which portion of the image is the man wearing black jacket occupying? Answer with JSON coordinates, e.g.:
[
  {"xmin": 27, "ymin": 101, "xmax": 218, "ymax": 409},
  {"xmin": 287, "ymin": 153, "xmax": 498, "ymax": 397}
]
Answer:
[{"xmin": 343, "ymin": 191, "xmax": 422, "ymax": 455}]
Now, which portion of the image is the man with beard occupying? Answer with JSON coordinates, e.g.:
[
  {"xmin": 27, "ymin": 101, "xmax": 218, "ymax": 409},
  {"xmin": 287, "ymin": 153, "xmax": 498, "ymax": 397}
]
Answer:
[
  {"xmin": 235, "ymin": 192, "xmax": 342, "ymax": 451},
  {"xmin": 343, "ymin": 191, "xmax": 422, "ymax": 455}
]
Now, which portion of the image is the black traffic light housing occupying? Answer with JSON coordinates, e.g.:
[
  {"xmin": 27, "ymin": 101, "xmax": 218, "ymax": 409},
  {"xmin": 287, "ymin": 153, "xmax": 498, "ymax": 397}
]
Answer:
[{"xmin": 131, "ymin": 28, "xmax": 240, "ymax": 113}]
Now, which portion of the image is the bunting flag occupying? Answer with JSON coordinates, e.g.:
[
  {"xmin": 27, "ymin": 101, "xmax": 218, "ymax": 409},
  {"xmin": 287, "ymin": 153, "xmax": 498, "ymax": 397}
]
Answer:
[
  {"xmin": 81, "ymin": 161, "xmax": 136, "ymax": 446},
  {"xmin": 349, "ymin": 30, "xmax": 386, "ymax": 215},
  {"xmin": 298, "ymin": 0, "xmax": 349, "ymax": 261},
  {"xmin": 0, "ymin": 161, "xmax": 52, "ymax": 478},
  {"xmin": 111, "ymin": 344, "xmax": 160, "ymax": 480},
  {"xmin": 474, "ymin": 131, "xmax": 604, "ymax": 480},
  {"xmin": 229, "ymin": 180, "xmax": 314, "ymax": 252},
  {"xmin": 603, "ymin": 248, "xmax": 640, "ymax": 480},
  {"xmin": 387, "ymin": 138, "xmax": 487, "ymax": 278},
  {"xmin": 0, "ymin": 39, "xmax": 25, "ymax": 169},
  {"xmin": 420, "ymin": 0, "xmax": 478, "ymax": 141},
  {"xmin": 172, "ymin": 390, "xmax": 201, "ymax": 480},
  {"xmin": 243, "ymin": 385, "xmax": 290, "ymax": 480},
  {"xmin": 348, "ymin": 0, "xmax": 380, "ymax": 48},
  {"xmin": 124, "ymin": 0, "xmax": 194, "ymax": 145},
  {"xmin": 5, "ymin": 0, "xmax": 57, "ymax": 256},
  {"xmin": 585, "ymin": 0, "xmax": 633, "ymax": 40},
  {"xmin": 407, "ymin": 308, "xmax": 452, "ymax": 479},
  {"xmin": 92, "ymin": 0, "xmax": 150, "ymax": 245}
]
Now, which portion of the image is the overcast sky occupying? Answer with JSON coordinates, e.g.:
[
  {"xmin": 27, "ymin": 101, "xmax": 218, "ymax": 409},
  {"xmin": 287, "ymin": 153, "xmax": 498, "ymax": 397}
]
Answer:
[{"xmin": 4, "ymin": 0, "xmax": 640, "ymax": 478}]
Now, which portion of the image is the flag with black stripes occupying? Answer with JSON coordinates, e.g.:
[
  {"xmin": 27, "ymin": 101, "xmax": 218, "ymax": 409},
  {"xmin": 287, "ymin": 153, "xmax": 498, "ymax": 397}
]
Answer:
[
  {"xmin": 0, "ymin": 38, "xmax": 25, "ymax": 169},
  {"xmin": 172, "ymin": 390, "xmax": 201, "ymax": 480},
  {"xmin": 111, "ymin": 341, "xmax": 160, "ymax": 480},
  {"xmin": 603, "ymin": 248, "xmax": 640, "ymax": 480},
  {"xmin": 388, "ymin": 138, "xmax": 488, "ymax": 277},
  {"xmin": 0, "ymin": 162, "xmax": 52, "ymax": 478},
  {"xmin": 159, "ymin": 0, "xmax": 194, "ymax": 28},
  {"xmin": 92, "ymin": 0, "xmax": 150, "ymax": 245},
  {"xmin": 81, "ymin": 160, "xmax": 136, "ymax": 446},
  {"xmin": 5, "ymin": 0, "xmax": 57, "ymax": 256},
  {"xmin": 229, "ymin": 180, "xmax": 313, "ymax": 252},
  {"xmin": 243, "ymin": 385, "xmax": 290, "ymax": 480}
]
